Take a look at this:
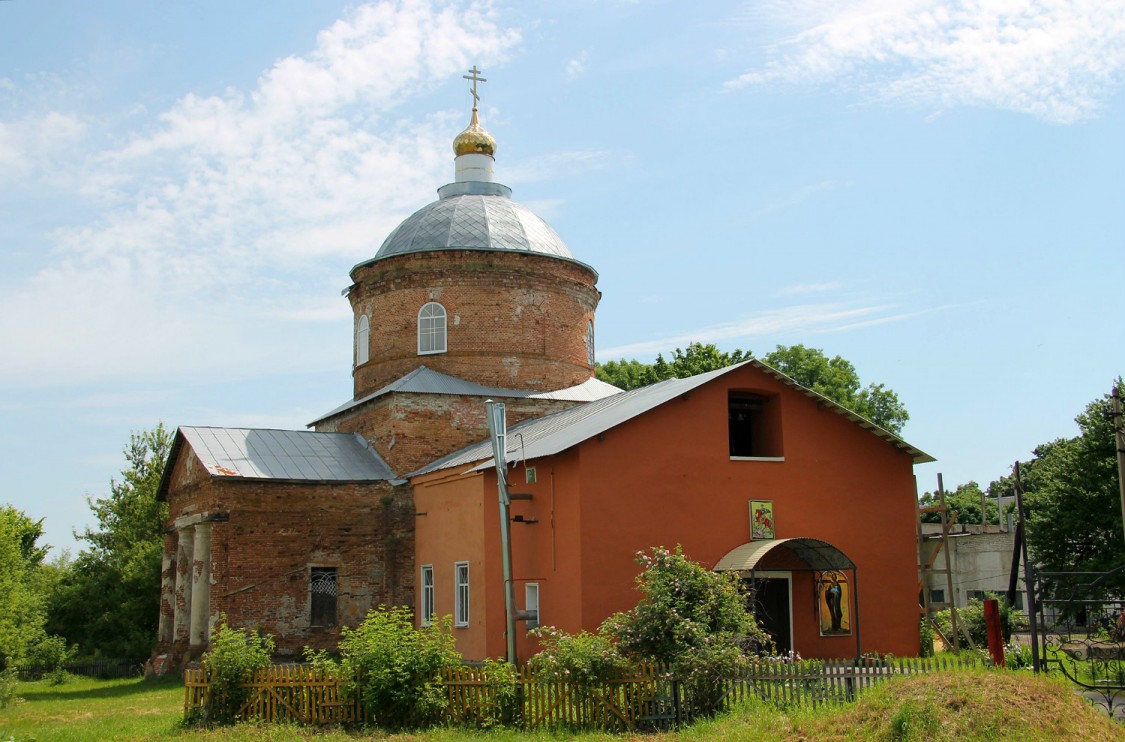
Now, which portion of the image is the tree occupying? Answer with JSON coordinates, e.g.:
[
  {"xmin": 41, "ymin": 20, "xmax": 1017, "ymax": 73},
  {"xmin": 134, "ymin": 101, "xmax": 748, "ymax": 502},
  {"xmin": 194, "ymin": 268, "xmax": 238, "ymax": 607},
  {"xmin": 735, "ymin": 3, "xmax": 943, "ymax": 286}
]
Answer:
[
  {"xmin": 918, "ymin": 481, "xmax": 1015, "ymax": 526},
  {"xmin": 761, "ymin": 345, "xmax": 909, "ymax": 434},
  {"xmin": 1020, "ymin": 390, "xmax": 1122, "ymax": 580},
  {"xmin": 596, "ymin": 342, "xmax": 909, "ymax": 434},
  {"xmin": 0, "ymin": 507, "xmax": 51, "ymax": 669},
  {"xmin": 47, "ymin": 424, "xmax": 172, "ymax": 658}
]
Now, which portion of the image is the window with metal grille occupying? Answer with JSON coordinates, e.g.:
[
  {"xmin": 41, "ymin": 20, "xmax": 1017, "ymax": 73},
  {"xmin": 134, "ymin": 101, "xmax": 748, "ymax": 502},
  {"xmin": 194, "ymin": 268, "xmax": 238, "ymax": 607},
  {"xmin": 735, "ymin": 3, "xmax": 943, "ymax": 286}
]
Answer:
[
  {"xmin": 930, "ymin": 588, "xmax": 946, "ymax": 604},
  {"xmin": 310, "ymin": 567, "xmax": 338, "ymax": 627},
  {"xmin": 418, "ymin": 302, "xmax": 447, "ymax": 355},
  {"xmin": 420, "ymin": 565, "xmax": 435, "ymax": 627},
  {"xmin": 454, "ymin": 561, "xmax": 470, "ymax": 627},
  {"xmin": 586, "ymin": 320, "xmax": 595, "ymax": 365}
]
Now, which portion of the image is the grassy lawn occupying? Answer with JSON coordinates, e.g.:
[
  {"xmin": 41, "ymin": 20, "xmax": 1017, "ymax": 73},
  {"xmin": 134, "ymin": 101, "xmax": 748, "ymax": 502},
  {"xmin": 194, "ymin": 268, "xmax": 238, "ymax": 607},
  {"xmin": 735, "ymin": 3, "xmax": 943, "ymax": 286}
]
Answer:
[{"xmin": 3, "ymin": 668, "xmax": 1122, "ymax": 741}]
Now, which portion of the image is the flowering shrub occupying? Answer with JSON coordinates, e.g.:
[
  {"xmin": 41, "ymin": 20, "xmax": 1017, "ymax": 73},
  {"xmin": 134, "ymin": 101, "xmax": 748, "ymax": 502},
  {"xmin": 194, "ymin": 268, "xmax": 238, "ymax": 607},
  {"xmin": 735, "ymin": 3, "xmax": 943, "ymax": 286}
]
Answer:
[
  {"xmin": 600, "ymin": 546, "xmax": 771, "ymax": 664},
  {"xmin": 599, "ymin": 546, "xmax": 772, "ymax": 714},
  {"xmin": 336, "ymin": 606, "xmax": 461, "ymax": 729},
  {"xmin": 527, "ymin": 625, "xmax": 627, "ymax": 687}
]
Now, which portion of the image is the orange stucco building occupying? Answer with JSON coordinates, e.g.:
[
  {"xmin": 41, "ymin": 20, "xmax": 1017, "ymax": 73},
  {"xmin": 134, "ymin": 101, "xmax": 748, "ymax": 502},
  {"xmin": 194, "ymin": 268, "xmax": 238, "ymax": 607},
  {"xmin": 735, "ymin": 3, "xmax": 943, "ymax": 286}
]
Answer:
[
  {"xmin": 152, "ymin": 72, "xmax": 933, "ymax": 672},
  {"xmin": 412, "ymin": 360, "xmax": 930, "ymax": 661}
]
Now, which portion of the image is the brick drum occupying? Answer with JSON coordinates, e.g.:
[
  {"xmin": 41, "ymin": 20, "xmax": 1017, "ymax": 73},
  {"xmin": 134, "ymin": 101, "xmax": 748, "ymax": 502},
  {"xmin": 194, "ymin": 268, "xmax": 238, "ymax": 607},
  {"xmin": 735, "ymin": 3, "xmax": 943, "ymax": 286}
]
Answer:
[{"xmin": 349, "ymin": 250, "xmax": 601, "ymax": 396}]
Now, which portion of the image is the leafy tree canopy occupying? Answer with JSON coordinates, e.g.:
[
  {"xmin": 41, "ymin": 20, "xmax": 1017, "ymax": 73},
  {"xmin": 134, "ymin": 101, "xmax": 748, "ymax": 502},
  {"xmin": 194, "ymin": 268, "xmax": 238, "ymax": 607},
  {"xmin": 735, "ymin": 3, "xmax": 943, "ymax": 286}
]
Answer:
[
  {"xmin": 0, "ymin": 506, "xmax": 51, "ymax": 669},
  {"xmin": 596, "ymin": 342, "xmax": 909, "ymax": 434},
  {"xmin": 47, "ymin": 424, "xmax": 172, "ymax": 658},
  {"xmin": 918, "ymin": 481, "xmax": 1016, "ymax": 526}
]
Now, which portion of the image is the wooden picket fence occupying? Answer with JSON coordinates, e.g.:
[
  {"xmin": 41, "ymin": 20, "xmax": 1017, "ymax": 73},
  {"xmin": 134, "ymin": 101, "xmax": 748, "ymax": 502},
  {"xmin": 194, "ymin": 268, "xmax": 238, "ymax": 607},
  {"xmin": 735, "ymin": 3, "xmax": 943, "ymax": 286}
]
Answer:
[{"xmin": 184, "ymin": 654, "xmax": 988, "ymax": 730}]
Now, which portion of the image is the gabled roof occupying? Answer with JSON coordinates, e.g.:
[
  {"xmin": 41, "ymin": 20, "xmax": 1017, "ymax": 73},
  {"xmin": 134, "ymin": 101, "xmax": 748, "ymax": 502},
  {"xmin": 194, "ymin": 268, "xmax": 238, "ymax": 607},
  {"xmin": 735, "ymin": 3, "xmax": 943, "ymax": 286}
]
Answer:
[
  {"xmin": 309, "ymin": 366, "xmax": 622, "ymax": 426},
  {"xmin": 409, "ymin": 360, "xmax": 935, "ymax": 477},
  {"xmin": 157, "ymin": 426, "xmax": 397, "ymax": 499}
]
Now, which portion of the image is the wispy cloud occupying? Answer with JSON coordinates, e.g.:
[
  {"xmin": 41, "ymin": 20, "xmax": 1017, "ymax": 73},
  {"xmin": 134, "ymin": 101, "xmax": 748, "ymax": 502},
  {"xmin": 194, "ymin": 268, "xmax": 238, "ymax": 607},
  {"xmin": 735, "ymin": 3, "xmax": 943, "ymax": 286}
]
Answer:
[
  {"xmin": 504, "ymin": 148, "xmax": 616, "ymax": 184},
  {"xmin": 566, "ymin": 51, "xmax": 589, "ymax": 81},
  {"xmin": 777, "ymin": 281, "xmax": 842, "ymax": 295},
  {"xmin": 0, "ymin": 1, "xmax": 521, "ymax": 387},
  {"xmin": 598, "ymin": 301, "xmax": 922, "ymax": 359},
  {"xmin": 726, "ymin": 0, "xmax": 1125, "ymax": 123}
]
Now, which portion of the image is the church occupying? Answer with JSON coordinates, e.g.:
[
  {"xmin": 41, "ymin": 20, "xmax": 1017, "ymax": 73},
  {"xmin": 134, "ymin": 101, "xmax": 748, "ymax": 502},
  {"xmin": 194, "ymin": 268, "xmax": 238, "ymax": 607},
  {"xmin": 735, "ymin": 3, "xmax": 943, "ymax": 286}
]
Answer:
[{"xmin": 153, "ymin": 69, "xmax": 933, "ymax": 672}]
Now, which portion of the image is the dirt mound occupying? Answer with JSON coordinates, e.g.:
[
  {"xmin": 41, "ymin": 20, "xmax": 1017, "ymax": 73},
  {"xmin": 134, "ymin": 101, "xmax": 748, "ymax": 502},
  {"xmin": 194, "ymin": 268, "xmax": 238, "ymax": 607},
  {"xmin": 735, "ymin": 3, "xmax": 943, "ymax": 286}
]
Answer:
[{"xmin": 793, "ymin": 667, "xmax": 1124, "ymax": 741}]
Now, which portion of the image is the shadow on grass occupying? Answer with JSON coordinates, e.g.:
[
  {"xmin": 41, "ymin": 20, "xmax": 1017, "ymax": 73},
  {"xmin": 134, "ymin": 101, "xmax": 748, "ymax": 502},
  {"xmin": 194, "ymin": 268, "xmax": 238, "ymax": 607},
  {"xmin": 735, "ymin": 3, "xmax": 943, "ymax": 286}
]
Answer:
[{"xmin": 18, "ymin": 677, "xmax": 183, "ymax": 702}]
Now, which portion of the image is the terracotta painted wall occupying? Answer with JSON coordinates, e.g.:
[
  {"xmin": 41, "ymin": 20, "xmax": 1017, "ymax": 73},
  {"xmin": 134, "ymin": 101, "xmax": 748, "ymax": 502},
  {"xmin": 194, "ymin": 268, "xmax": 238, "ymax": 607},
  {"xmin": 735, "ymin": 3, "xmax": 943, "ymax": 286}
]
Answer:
[{"xmin": 572, "ymin": 365, "xmax": 920, "ymax": 658}]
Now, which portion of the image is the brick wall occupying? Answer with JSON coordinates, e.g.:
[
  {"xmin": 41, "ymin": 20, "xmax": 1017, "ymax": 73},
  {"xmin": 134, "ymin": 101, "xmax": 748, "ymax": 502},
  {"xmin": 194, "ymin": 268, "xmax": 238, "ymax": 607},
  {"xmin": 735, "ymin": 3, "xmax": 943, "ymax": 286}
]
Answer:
[
  {"xmin": 158, "ymin": 451, "xmax": 415, "ymax": 660},
  {"xmin": 348, "ymin": 250, "xmax": 601, "ymax": 396},
  {"xmin": 316, "ymin": 391, "xmax": 586, "ymax": 475}
]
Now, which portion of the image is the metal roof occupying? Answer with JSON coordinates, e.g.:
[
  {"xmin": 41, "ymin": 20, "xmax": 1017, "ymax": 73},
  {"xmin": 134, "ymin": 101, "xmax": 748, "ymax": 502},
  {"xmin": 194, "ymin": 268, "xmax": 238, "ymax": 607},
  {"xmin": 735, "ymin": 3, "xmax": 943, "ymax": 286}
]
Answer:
[
  {"xmin": 371, "ymin": 189, "xmax": 573, "ymax": 261},
  {"xmin": 309, "ymin": 366, "xmax": 622, "ymax": 426},
  {"xmin": 178, "ymin": 426, "xmax": 396, "ymax": 482},
  {"xmin": 713, "ymin": 538, "xmax": 856, "ymax": 572},
  {"xmin": 409, "ymin": 359, "xmax": 935, "ymax": 477}
]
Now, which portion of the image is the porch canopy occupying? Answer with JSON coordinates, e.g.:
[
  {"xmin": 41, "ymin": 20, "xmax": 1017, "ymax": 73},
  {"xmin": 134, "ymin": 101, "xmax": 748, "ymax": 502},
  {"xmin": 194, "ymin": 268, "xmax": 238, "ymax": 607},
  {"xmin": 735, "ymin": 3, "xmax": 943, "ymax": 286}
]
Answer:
[
  {"xmin": 713, "ymin": 537, "xmax": 855, "ymax": 573},
  {"xmin": 713, "ymin": 537, "xmax": 862, "ymax": 657}
]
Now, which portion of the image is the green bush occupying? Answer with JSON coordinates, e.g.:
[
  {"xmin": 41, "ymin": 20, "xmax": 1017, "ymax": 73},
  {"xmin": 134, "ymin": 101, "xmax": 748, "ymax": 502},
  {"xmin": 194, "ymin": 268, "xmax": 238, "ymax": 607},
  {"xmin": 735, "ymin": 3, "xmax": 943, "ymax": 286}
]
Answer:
[
  {"xmin": 0, "ymin": 667, "xmax": 19, "ymax": 708},
  {"xmin": 201, "ymin": 617, "xmax": 275, "ymax": 726},
  {"xmin": 935, "ymin": 593, "xmax": 1018, "ymax": 650},
  {"xmin": 918, "ymin": 618, "xmax": 935, "ymax": 658},
  {"xmin": 527, "ymin": 626, "xmax": 627, "ymax": 686},
  {"xmin": 599, "ymin": 546, "xmax": 772, "ymax": 715},
  {"xmin": 337, "ymin": 606, "xmax": 461, "ymax": 729}
]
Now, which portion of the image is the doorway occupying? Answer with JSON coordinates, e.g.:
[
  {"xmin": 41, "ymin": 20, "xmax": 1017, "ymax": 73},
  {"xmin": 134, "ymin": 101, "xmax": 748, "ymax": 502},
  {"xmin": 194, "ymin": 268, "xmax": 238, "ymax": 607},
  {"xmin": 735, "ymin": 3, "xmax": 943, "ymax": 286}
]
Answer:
[{"xmin": 745, "ymin": 573, "xmax": 792, "ymax": 654}]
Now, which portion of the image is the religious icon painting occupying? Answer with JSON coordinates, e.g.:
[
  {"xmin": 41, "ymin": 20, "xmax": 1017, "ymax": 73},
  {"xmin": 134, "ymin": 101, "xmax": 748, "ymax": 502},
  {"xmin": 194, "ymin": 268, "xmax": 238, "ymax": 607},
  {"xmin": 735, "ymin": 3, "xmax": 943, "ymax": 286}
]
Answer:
[
  {"xmin": 749, "ymin": 500, "xmax": 774, "ymax": 540},
  {"xmin": 817, "ymin": 570, "xmax": 851, "ymax": 636}
]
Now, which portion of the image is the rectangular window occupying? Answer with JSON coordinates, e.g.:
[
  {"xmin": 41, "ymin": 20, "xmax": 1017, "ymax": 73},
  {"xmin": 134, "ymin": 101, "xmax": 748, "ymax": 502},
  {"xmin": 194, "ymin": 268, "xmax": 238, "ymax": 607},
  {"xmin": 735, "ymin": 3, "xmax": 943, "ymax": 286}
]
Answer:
[
  {"xmin": 729, "ymin": 392, "xmax": 782, "ymax": 458},
  {"xmin": 310, "ymin": 567, "xmax": 338, "ymax": 627},
  {"xmin": 967, "ymin": 590, "xmax": 988, "ymax": 603},
  {"xmin": 454, "ymin": 561, "xmax": 470, "ymax": 627},
  {"xmin": 930, "ymin": 588, "xmax": 946, "ymax": 604},
  {"xmin": 420, "ymin": 565, "xmax": 435, "ymax": 627},
  {"xmin": 525, "ymin": 583, "xmax": 540, "ymax": 630}
]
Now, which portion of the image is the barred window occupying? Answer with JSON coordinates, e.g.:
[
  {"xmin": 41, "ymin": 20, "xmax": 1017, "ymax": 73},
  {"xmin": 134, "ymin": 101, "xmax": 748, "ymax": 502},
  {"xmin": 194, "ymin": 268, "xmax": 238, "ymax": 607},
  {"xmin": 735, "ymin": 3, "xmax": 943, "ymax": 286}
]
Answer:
[
  {"xmin": 586, "ymin": 320, "xmax": 595, "ymax": 366},
  {"xmin": 311, "ymin": 567, "xmax": 338, "ymax": 627}
]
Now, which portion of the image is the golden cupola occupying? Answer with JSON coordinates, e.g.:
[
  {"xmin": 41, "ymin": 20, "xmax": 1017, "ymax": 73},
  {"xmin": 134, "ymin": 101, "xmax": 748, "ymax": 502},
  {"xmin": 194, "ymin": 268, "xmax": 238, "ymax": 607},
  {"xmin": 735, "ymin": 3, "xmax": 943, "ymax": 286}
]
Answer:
[{"xmin": 453, "ymin": 107, "xmax": 496, "ymax": 157}]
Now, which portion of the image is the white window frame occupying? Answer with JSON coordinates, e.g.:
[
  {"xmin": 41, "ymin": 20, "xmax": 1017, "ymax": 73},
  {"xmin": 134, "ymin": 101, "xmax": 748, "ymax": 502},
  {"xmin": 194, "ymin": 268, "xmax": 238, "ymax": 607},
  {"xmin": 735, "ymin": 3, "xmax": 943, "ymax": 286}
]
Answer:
[
  {"xmin": 525, "ymin": 582, "xmax": 540, "ymax": 629},
  {"xmin": 454, "ymin": 561, "xmax": 470, "ymax": 627},
  {"xmin": 420, "ymin": 564, "xmax": 434, "ymax": 627},
  {"xmin": 418, "ymin": 302, "xmax": 448, "ymax": 355},
  {"xmin": 356, "ymin": 314, "xmax": 370, "ymax": 366}
]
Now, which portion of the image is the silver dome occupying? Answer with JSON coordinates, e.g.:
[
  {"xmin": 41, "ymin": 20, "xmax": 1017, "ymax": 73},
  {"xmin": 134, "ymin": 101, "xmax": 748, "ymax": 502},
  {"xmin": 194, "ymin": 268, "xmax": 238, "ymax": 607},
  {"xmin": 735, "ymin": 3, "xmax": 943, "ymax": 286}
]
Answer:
[{"xmin": 374, "ymin": 182, "xmax": 573, "ymax": 260}]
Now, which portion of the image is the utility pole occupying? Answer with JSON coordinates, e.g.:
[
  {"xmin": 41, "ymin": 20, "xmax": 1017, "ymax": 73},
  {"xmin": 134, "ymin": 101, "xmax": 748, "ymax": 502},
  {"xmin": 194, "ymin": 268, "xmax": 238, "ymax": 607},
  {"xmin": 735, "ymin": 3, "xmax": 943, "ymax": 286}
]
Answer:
[
  {"xmin": 938, "ymin": 474, "xmax": 959, "ymax": 651},
  {"xmin": 1013, "ymin": 462, "xmax": 1041, "ymax": 672},
  {"xmin": 1113, "ymin": 382, "xmax": 1125, "ymax": 546},
  {"xmin": 485, "ymin": 400, "xmax": 518, "ymax": 666}
]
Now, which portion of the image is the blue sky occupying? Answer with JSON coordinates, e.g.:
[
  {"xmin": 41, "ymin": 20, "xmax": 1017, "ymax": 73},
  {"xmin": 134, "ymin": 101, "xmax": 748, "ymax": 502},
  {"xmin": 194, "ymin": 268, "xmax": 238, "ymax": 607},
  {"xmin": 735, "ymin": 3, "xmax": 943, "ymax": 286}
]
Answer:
[{"xmin": 2, "ymin": 0, "xmax": 1122, "ymax": 554}]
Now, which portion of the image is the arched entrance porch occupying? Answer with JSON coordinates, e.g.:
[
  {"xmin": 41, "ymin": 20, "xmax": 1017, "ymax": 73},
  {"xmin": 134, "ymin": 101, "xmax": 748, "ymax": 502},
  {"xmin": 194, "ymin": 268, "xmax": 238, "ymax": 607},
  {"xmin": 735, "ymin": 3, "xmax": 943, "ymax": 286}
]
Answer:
[{"xmin": 714, "ymin": 537, "xmax": 861, "ymax": 658}]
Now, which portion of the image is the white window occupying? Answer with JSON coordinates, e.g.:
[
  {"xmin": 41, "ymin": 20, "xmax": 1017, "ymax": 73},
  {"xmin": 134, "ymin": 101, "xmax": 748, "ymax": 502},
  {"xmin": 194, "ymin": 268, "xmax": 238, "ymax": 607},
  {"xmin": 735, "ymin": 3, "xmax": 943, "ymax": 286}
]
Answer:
[
  {"xmin": 356, "ymin": 314, "xmax": 370, "ymax": 366},
  {"xmin": 454, "ymin": 561, "xmax": 470, "ymax": 627},
  {"xmin": 420, "ymin": 565, "xmax": 434, "ymax": 627},
  {"xmin": 525, "ymin": 583, "xmax": 540, "ymax": 629},
  {"xmin": 418, "ymin": 302, "xmax": 447, "ymax": 355},
  {"xmin": 586, "ymin": 320, "xmax": 595, "ymax": 365}
]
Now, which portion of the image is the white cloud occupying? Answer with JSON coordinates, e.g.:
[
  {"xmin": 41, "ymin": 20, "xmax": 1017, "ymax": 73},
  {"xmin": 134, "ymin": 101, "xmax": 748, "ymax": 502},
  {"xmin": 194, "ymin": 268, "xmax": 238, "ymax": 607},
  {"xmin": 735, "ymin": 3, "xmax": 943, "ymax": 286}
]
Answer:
[
  {"xmin": 0, "ymin": 1, "xmax": 522, "ymax": 388},
  {"xmin": 0, "ymin": 111, "xmax": 86, "ymax": 178},
  {"xmin": 599, "ymin": 301, "xmax": 920, "ymax": 358},
  {"xmin": 503, "ymin": 148, "xmax": 615, "ymax": 184},
  {"xmin": 566, "ymin": 51, "xmax": 588, "ymax": 81},
  {"xmin": 727, "ymin": 0, "xmax": 1125, "ymax": 123}
]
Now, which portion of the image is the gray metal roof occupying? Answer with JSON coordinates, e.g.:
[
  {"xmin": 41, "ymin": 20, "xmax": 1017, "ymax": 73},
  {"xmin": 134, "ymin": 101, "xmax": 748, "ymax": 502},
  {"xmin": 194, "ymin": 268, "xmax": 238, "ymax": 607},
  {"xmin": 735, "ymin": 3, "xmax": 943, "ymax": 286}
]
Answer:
[
  {"xmin": 370, "ymin": 188, "xmax": 573, "ymax": 261},
  {"xmin": 410, "ymin": 360, "xmax": 935, "ymax": 477},
  {"xmin": 179, "ymin": 426, "xmax": 395, "ymax": 482},
  {"xmin": 309, "ymin": 366, "xmax": 622, "ymax": 426}
]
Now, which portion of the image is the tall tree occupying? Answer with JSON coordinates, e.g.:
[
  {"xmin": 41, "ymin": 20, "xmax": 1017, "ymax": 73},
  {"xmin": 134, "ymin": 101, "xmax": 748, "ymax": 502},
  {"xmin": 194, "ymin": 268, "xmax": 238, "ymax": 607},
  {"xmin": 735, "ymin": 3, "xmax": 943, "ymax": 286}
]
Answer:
[
  {"xmin": 47, "ymin": 424, "xmax": 172, "ymax": 658},
  {"xmin": 1020, "ymin": 391, "xmax": 1123, "ymax": 580},
  {"xmin": 0, "ymin": 506, "xmax": 50, "ymax": 669},
  {"xmin": 596, "ymin": 342, "xmax": 909, "ymax": 434}
]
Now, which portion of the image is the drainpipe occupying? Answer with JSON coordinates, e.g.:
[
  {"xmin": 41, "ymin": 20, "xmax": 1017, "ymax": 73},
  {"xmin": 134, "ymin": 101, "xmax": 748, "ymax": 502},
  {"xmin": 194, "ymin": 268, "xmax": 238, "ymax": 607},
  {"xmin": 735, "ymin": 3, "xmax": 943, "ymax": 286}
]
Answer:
[{"xmin": 485, "ymin": 401, "xmax": 518, "ymax": 666}]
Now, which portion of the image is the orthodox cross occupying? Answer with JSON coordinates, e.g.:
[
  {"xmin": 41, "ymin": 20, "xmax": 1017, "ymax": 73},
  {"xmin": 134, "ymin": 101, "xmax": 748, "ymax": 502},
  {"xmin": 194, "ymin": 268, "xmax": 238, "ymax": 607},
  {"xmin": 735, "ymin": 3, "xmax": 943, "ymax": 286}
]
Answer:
[{"xmin": 463, "ymin": 65, "xmax": 487, "ymax": 107}]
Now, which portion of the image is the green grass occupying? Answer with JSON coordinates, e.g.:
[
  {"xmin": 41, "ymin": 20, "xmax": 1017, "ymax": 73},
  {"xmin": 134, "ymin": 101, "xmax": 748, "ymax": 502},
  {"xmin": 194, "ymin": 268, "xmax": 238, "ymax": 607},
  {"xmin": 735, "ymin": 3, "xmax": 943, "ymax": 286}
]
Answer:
[{"xmin": 2, "ymin": 669, "xmax": 1122, "ymax": 741}]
